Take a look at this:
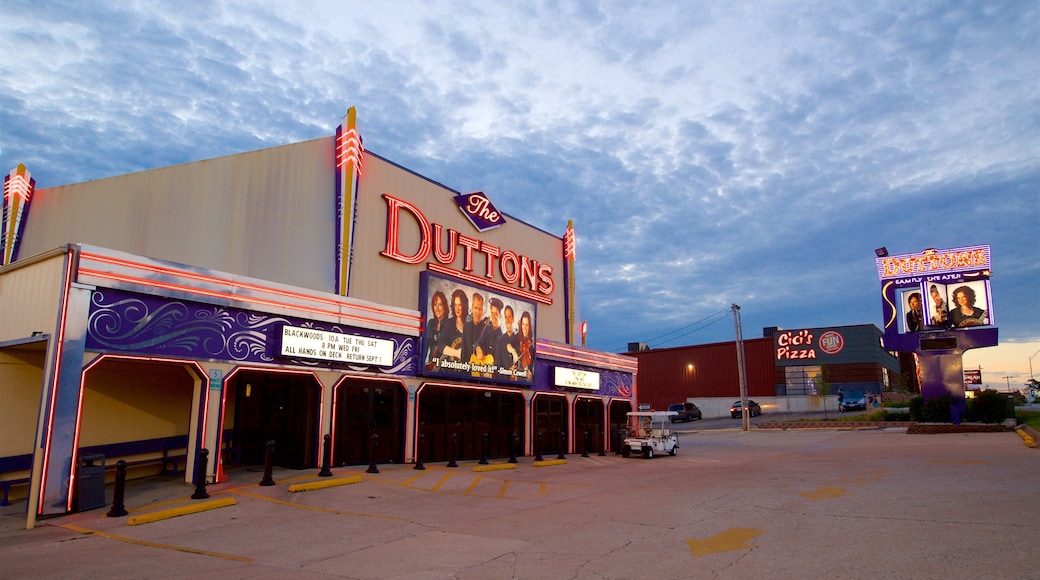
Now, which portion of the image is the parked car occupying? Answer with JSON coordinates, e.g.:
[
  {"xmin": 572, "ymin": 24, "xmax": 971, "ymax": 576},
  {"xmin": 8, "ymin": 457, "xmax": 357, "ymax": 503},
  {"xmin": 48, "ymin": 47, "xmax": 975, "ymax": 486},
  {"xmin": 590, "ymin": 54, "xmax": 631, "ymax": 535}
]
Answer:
[
  {"xmin": 730, "ymin": 400, "xmax": 762, "ymax": 418},
  {"xmin": 667, "ymin": 402, "xmax": 702, "ymax": 422},
  {"xmin": 838, "ymin": 389, "xmax": 866, "ymax": 412}
]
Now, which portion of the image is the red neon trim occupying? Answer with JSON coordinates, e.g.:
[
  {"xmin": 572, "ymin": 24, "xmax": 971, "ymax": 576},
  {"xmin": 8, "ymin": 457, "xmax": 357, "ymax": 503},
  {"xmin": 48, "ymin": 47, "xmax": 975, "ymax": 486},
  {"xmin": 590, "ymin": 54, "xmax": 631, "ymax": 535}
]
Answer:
[
  {"xmin": 79, "ymin": 268, "xmax": 422, "ymax": 334},
  {"xmin": 79, "ymin": 253, "xmax": 420, "ymax": 326},
  {"xmin": 38, "ymin": 248, "xmax": 76, "ymax": 514},
  {"xmin": 427, "ymin": 263, "xmax": 553, "ymax": 305},
  {"xmin": 536, "ymin": 341, "xmax": 638, "ymax": 371}
]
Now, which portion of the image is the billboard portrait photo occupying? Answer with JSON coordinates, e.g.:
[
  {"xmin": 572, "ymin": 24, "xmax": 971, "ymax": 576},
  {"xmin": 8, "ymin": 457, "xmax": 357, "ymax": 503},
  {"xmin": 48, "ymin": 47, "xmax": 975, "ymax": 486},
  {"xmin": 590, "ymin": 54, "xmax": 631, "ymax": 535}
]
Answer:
[
  {"xmin": 946, "ymin": 280, "xmax": 991, "ymax": 328},
  {"xmin": 419, "ymin": 272, "xmax": 537, "ymax": 385}
]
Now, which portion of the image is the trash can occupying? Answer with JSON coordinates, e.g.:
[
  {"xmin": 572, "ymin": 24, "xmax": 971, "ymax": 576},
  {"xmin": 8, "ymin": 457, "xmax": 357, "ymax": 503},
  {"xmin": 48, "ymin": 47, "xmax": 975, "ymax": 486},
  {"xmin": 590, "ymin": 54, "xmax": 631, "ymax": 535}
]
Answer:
[{"xmin": 77, "ymin": 454, "xmax": 106, "ymax": 511}]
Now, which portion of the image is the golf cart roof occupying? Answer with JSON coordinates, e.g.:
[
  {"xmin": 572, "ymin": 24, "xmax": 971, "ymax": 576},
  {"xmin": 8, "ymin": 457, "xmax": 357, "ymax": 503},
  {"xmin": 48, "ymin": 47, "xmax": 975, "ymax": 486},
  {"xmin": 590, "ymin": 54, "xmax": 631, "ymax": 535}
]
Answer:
[{"xmin": 626, "ymin": 411, "xmax": 678, "ymax": 419}]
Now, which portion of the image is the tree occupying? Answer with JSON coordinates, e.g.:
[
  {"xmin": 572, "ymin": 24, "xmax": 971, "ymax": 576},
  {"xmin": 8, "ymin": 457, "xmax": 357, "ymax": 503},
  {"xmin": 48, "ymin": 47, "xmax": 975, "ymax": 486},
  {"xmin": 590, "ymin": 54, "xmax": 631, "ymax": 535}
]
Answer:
[
  {"xmin": 1026, "ymin": 378, "xmax": 1040, "ymax": 403},
  {"xmin": 815, "ymin": 365, "xmax": 833, "ymax": 419}
]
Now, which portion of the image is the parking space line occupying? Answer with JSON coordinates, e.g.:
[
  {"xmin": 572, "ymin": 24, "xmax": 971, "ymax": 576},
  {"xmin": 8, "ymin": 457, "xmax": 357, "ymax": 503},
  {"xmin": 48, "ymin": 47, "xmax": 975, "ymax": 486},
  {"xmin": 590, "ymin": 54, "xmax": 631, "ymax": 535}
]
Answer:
[
  {"xmin": 228, "ymin": 489, "xmax": 410, "ymax": 521},
  {"xmin": 62, "ymin": 524, "xmax": 254, "ymax": 562},
  {"xmin": 463, "ymin": 475, "xmax": 483, "ymax": 495}
]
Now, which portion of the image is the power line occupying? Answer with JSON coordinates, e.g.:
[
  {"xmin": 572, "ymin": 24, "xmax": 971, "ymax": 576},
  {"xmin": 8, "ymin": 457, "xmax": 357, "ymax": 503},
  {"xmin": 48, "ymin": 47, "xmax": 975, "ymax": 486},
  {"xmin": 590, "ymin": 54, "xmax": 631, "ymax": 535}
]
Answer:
[
  {"xmin": 651, "ymin": 310, "xmax": 730, "ymax": 348},
  {"xmin": 612, "ymin": 308, "xmax": 730, "ymax": 352}
]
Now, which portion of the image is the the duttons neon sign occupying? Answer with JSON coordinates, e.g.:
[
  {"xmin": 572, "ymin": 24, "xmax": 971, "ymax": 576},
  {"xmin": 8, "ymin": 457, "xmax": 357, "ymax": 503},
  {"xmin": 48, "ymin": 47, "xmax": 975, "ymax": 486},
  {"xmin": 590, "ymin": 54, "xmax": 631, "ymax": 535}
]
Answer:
[
  {"xmin": 876, "ymin": 246, "xmax": 989, "ymax": 280},
  {"xmin": 381, "ymin": 194, "xmax": 554, "ymax": 302}
]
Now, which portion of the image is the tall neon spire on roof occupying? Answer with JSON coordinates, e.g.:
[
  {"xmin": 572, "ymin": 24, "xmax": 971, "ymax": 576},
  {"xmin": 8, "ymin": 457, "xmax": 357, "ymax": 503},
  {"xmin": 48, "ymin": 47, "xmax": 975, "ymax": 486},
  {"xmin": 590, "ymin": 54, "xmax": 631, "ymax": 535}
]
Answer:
[
  {"xmin": 334, "ymin": 107, "xmax": 364, "ymax": 295},
  {"xmin": 564, "ymin": 220, "xmax": 579, "ymax": 345},
  {"xmin": 2, "ymin": 164, "xmax": 36, "ymax": 266}
]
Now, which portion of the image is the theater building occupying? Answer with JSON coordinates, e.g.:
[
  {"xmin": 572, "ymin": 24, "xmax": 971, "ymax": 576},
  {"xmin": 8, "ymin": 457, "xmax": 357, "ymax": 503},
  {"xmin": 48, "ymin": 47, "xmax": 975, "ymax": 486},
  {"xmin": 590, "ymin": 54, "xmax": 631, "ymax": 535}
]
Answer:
[
  {"xmin": 627, "ymin": 324, "xmax": 900, "ymax": 417},
  {"xmin": 0, "ymin": 108, "xmax": 636, "ymax": 523}
]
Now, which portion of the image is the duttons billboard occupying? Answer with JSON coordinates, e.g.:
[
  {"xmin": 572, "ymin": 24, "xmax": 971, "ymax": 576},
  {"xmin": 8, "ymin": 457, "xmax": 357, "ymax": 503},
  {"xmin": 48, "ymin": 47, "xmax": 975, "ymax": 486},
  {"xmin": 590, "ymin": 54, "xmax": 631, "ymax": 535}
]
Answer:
[
  {"xmin": 875, "ymin": 245, "xmax": 994, "ymax": 343},
  {"xmin": 419, "ymin": 271, "xmax": 537, "ymax": 385}
]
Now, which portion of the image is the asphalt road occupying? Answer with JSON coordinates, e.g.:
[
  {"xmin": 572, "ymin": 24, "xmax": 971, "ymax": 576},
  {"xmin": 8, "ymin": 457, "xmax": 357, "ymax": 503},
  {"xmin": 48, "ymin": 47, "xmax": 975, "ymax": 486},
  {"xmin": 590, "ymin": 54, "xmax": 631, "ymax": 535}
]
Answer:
[{"xmin": 2, "ymin": 426, "xmax": 1036, "ymax": 579}]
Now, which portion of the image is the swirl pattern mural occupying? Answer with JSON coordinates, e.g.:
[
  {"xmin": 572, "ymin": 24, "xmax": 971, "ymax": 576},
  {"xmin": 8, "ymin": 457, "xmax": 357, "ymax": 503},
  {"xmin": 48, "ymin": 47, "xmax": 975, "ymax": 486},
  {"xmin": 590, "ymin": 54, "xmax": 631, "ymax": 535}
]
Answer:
[{"xmin": 87, "ymin": 289, "xmax": 416, "ymax": 375}]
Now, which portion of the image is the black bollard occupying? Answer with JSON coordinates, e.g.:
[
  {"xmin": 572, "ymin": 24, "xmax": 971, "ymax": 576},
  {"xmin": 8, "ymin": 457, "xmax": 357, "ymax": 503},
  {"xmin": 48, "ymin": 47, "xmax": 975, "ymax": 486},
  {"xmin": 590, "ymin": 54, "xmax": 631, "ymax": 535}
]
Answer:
[
  {"xmin": 479, "ymin": 432, "xmax": 489, "ymax": 465},
  {"xmin": 318, "ymin": 434, "xmax": 333, "ymax": 477},
  {"xmin": 414, "ymin": 433, "xmax": 426, "ymax": 470},
  {"xmin": 534, "ymin": 432, "xmax": 544, "ymax": 462},
  {"xmin": 598, "ymin": 430, "xmax": 607, "ymax": 456},
  {"xmin": 447, "ymin": 433, "xmax": 458, "ymax": 468},
  {"xmin": 191, "ymin": 448, "xmax": 210, "ymax": 499},
  {"xmin": 557, "ymin": 431, "xmax": 567, "ymax": 460},
  {"xmin": 582, "ymin": 431, "xmax": 590, "ymax": 458},
  {"xmin": 259, "ymin": 440, "xmax": 276, "ymax": 486},
  {"xmin": 367, "ymin": 433, "xmax": 380, "ymax": 474},
  {"xmin": 614, "ymin": 429, "xmax": 624, "ymax": 455},
  {"xmin": 508, "ymin": 432, "xmax": 518, "ymax": 463},
  {"xmin": 106, "ymin": 460, "xmax": 128, "ymax": 517}
]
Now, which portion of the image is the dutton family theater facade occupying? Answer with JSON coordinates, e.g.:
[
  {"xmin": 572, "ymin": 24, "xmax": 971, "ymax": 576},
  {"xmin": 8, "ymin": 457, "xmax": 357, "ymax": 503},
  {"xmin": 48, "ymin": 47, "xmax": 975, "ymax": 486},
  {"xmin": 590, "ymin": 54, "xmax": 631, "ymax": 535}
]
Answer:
[{"xmin": 0, "ymin": 108, "xmax": 636, "ymax": 522}]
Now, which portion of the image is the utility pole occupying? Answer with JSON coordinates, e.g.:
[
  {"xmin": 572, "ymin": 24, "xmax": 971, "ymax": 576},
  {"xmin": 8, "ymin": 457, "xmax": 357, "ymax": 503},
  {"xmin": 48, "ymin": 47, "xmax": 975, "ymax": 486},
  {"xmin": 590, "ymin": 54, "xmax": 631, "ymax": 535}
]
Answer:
[
  {"xmin": 732, "ymin": 304, "xmax": 749, "ymax": 432},
  {"xmin": 1002, "ymin": 375, "xmax": 1012, "ymax": 393}
]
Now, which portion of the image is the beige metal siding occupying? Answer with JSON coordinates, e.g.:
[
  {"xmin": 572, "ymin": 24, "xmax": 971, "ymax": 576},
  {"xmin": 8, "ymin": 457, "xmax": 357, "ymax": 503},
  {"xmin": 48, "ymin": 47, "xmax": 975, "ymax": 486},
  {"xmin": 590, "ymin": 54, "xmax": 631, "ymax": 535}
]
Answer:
[
  {"xmin": 18, "ymin": 139, "xmax": 337, "ymax": 294},
  {"xmin": 0, "ymin": 252, "xmax": 66, "ymax": 341}
]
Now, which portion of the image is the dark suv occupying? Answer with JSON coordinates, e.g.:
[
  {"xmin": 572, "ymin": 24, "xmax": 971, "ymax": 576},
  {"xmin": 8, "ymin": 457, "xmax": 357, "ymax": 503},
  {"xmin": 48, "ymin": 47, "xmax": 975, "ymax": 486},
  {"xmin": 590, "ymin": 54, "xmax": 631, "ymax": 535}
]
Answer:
[{"xmin": 667, "ymin": 402, "xmax": 702, "ymax": 422}]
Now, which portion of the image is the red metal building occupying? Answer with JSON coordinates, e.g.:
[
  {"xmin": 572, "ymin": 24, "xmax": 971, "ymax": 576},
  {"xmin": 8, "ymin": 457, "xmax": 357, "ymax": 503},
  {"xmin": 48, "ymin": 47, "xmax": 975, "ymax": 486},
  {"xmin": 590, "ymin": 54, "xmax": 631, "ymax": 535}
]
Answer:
[{"xmin": 625, "ymin": 338, "xmax": 776, "ymax": 411}]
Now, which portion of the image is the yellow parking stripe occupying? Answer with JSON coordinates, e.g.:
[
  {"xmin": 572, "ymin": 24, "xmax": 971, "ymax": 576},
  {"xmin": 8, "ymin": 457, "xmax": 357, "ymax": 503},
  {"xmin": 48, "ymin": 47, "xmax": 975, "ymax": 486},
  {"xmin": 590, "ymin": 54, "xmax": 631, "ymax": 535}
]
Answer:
[{"xmin": 62, "ymin": 524, "xmax": 253, "ymax": 562}]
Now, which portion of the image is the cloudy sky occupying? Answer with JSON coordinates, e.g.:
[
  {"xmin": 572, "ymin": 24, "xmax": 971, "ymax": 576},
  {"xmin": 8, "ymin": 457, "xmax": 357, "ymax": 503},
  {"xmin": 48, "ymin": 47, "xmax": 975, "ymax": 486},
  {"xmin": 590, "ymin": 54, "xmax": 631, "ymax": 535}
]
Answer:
[{"xmin": 3, "ymin": 1, "xmax": 1038, "ymax": 386}]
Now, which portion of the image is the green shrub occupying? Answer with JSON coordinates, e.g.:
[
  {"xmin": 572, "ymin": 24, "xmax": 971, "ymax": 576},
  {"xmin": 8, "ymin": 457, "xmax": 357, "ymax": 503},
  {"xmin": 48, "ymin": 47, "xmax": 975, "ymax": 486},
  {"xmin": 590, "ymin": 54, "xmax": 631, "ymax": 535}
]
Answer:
[
  {"xmin": 882, "ymin": 410, "xmax": 911, "ymax": 421},
  {"xmin": 920, "ymin": 395, "xmax": 954, "ymax": 423},
  {"xmin": 908, "ymin": 396, "xmax": 924, "ymax": 421},
  {"xmin": 968, "ymin": 389, "xmax": 1011, "ymax": 423}
]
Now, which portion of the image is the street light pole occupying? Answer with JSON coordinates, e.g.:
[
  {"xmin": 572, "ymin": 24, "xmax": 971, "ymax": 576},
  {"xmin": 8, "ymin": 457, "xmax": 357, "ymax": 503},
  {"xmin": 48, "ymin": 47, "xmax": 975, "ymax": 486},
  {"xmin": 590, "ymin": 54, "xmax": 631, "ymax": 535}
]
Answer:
[{"xmin": 732, "ymin": 304, "xmax": 749, "ymax": 432}]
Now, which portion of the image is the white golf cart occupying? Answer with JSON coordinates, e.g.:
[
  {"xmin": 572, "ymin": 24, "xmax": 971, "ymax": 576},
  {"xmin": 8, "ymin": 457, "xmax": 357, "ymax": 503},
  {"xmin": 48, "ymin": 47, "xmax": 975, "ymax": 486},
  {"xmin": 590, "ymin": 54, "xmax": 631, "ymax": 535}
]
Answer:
[{"xmin": 621, "ymin": 411, "xmax": 679, "ymax": 458}]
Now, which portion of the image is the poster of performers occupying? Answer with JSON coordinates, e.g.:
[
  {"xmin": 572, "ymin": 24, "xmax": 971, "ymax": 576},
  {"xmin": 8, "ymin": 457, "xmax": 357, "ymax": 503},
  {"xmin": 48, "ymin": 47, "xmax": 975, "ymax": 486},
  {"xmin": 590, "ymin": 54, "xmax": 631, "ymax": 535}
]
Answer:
[{"xmin": 419, "ymin": 272, "xmax": 536, "ymax": 385}]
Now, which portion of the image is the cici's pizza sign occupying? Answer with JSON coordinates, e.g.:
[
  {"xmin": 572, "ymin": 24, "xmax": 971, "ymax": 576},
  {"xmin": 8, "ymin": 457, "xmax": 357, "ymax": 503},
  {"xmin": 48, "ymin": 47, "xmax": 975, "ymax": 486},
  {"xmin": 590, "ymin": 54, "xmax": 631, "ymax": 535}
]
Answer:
[
  {"xmin": 775, "ymin": 329, "xmax": 845, "ymax": 361},
  {"xmin": 380, "ymin": 193, "xmax": 555, "ymax": 304}
]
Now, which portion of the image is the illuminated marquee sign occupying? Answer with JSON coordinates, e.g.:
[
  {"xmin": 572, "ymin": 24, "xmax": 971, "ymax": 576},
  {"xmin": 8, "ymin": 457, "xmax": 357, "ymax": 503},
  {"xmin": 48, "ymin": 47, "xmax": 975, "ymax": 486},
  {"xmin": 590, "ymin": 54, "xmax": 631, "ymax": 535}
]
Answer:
[
  {"xmin": 280, "ymin": 325, "xmax": 393, "ymax": 366},
  {"xmin": 554, "ymin": 367, "xmax": 600, "ymax": 390},
  {"xmin": 381, "ymin": 194, "xmax": 554, "ymax": 304},
  {"xmin": 774, "ymin": 329, "xmax": 845, "ymax": 361},
  {"xmin": 454, "ymin": 191, "xmax": 506, "ymax": 232},
  {"xmin": 876, "ymin": 245, "xmax": 990, "ymax": 280},
  {"xmin": 876, "ymin": 245, "xmax": 994, "ymax": 336}
]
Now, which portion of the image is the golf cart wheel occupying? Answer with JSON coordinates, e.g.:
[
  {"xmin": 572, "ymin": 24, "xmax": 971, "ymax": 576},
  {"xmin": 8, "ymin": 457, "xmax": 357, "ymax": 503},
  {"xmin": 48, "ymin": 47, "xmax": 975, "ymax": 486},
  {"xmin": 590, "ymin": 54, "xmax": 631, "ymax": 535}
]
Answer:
[
  {"xmin": 669, "ymin": 446, "xmax": 677, "ymax": 456},
  {"xmin": 644, "ymin": 447, "xmax": 653, "ymax": 459},
  {"xmin": 621, "ymin": 445, "xmax": 631, "ymax": 458}
]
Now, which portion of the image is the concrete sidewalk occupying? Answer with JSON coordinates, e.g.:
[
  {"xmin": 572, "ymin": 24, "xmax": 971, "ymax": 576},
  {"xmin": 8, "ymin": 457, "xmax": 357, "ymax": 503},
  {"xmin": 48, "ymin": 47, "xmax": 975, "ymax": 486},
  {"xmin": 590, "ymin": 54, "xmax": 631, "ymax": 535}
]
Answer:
[{"xmin": 2, "ymin": 428, "xmax": 1036, "ymax": 579}]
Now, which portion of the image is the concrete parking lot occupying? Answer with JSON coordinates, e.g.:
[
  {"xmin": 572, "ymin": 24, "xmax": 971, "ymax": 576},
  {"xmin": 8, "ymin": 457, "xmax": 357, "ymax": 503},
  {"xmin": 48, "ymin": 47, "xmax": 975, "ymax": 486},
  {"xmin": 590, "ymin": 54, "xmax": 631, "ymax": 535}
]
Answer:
[{"xmin": 2, "ymin": 427, "xmax": 1036, "ymax": 579}]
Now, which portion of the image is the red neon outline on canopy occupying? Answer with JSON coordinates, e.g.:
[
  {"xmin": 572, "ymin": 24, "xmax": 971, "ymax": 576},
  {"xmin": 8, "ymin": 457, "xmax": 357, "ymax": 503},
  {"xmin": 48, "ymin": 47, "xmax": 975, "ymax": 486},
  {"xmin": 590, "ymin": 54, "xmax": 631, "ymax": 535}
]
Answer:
[
  {"xmin": 38, "ymin": 248, "xmax": 76, "ymax": 514},
  {"xmin": 71, "ymin": 355, "xmax": 209, "ymax": 500},
  {"xmin": 536, "ymin": 341, "xmax": 638, "ymax": 372},
  {"xmin": 78, "ymin": 268, "xmax": 422, "ymax": 334},
  {"xmin": 79, "ymin": 252, "xmax": 420, "ymax": 327}
]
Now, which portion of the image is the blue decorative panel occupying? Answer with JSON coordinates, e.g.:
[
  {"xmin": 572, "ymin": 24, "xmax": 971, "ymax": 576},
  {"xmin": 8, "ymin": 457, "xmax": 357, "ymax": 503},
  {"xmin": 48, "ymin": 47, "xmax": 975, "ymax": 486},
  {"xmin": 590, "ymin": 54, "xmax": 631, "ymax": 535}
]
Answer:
[{"xmin": 86, "ymin": 288, "xmax": 416, "ymax": 375}]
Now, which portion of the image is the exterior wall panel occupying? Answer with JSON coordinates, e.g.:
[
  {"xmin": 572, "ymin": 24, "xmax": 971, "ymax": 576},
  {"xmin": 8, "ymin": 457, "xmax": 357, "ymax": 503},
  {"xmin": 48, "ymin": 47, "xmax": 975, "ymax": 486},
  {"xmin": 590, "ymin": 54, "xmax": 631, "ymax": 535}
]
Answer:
[
  {"xmin": 0, "ymin": 252, "xmax": 65, "ymax": 341},
  {"xmin": 628, "ymin": 338, "xmax": 775, "ymax": 411},
  {"xmin": 18, "ymin": 139, "xmax": 336, "ymax": 294}
]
